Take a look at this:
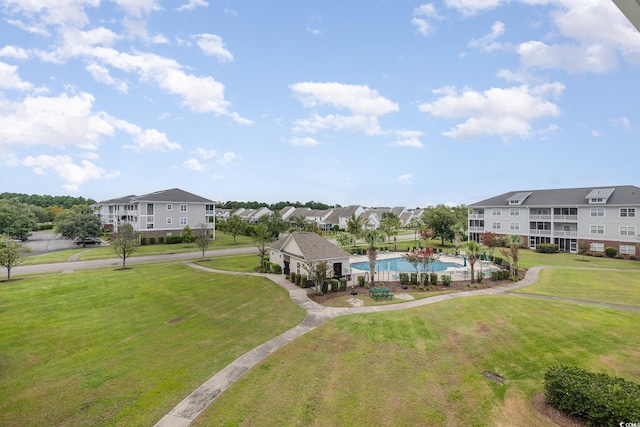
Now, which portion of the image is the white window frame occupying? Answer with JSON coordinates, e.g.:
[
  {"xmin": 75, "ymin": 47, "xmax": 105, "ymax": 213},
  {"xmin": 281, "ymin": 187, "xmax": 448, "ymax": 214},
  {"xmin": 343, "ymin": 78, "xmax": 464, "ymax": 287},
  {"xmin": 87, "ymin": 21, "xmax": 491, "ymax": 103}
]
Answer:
[
  {"xmin": 620, "ymin": 245, "xmax": 636, "ymax": 255},
  {"xmin": 166, "ymin": 218, "xmax": 173, "ymax": 225},
  {"xmin": 492, "ymin": 208, "xmax": 501, "ymax": 216},
  {"xmin": 492, "ymin": 222, "xmax": 501, "ymax": 230},
  {"xmin": 166, "ymin": 204, "xmax": 172, "ymax": 211},
  {"xmin": 590, "ymin": 225, "xmax": 605, "ymax": 235},
  {"xmin": 590, "ymin": 208, "xmax": 604, "ymax": 217},
  {"xmin": 620, "ymin": 208, "xmax": 636, "ymax": 218},
  {"xmin": 620, "ymin": 225, "xmax": 636, "ymax": 236},
  {"xmin": 510, "ymin": 208, "xmax": 519, "ymax": 216},
  {"xmin": 179, "ymin": 217, "xmax": 188, "ymax": 226},
  {"xmin": 510, "ymin": 222, "xmax": 520, "ymax": 231},
  {"xmin": 180, "ymin": 204, "xmax": 188, "ymax": 212},
  {"xmin": 590, "ymin": 242, "xmax": 604, "ymax": 252}
]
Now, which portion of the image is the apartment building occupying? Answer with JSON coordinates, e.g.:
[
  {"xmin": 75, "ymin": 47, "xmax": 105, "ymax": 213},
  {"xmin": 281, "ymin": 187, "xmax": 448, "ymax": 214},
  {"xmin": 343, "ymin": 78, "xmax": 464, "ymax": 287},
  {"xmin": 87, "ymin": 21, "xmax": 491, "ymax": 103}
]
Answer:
[
  {"xmin": 468, "ymin": 186, "xmax": 640, "ymax": 256},
  {"xmin": 94, "ymin": 188, "xmax": 216, "ymax": 239}
]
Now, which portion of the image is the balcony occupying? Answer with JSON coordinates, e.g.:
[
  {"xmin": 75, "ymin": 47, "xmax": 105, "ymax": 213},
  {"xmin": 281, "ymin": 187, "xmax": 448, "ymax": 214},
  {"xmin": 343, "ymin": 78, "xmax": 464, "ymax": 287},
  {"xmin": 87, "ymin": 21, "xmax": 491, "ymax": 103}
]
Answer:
[
  {"xmin": 469, "ymin": 226, "xmax": 485, "ymax": 232},
  {"xmin": 554, "ymin": 230, "xmax": 577, "ymax": 237},
  {"xmin": 529, "ymin": 229, "xmax": 552, "ymax": 236},
  {"xmin": 553, "ymin": 215, "xmax": 577, "ymax": 221},
  {"xmin": 529, "ymin": 214, "xmax": 551, "ymax": 220},
  {"xmin": 469, "ymin": 214, "xmax": 484, "ymax": 219}
]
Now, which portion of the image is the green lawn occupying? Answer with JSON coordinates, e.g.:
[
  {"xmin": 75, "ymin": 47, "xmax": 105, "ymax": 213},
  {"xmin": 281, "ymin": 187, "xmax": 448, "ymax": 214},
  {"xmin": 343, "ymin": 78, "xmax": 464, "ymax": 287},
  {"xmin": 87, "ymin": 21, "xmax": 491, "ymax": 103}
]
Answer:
[
  {"xmin": 193, "ymin": 295, "xmax": 640, "ymax": 427},
  {"xmin": 0, "ymin": 263, "xmax": 305, "ymax": 427},
  {"xmin": 512, "ymin": 268, "xmax": 640, "ymax": 307},
  {"xmin": 195, "ymin": 253, "xmax": 261, "ymax": 273},
  {"xmin": 321, "ymin": 290, "xmax": 457, "ymax": 307},
  {"xmin": 518, "ymin": 249, "xmax": 640, "ymax": 269}
]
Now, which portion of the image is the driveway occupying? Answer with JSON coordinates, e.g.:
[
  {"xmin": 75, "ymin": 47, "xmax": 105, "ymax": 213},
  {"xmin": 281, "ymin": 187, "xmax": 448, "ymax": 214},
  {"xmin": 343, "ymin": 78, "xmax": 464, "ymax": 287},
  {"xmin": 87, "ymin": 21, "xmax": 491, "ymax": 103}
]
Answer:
[{"xmin": 21, "ymin": 231, "xmax": 77, "ymax": 254}]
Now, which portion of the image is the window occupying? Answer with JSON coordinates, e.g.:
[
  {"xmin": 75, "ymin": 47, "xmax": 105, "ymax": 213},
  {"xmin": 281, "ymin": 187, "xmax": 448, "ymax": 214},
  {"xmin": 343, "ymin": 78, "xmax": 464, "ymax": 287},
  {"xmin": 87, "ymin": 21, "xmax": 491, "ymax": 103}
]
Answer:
[
  {"xmin": 492, "ymin": 222, "xmax": 501, "ymax": 230},
  {"xmin": 620, "ymin": 226, "xmax": 636, "ymax": 236},
  {"xmin": 620, "ymin": 208, "xmax": 636, "ymax": 218},
  {"xmin": 180, "ymin": 217, "xmax": 187, "ymax": 226},
  {"xmin": 180, "ymin": 204, "xmax": 188, "ymax": 212},
  {"xmin": 620, "ymin": 245, "xmax": 636, "ymax": 255},
  {"xmin": 166, "ymin": 204, "xmax": 172, "ymax": 211},
  {"xmin": 206, "ymin": 204, "xmax": 215, "ymax": 211},
  {"xmin": 146, "ymin": 224, "xmax": 154, "ymax": 229},
  {"xmin": 492, "ymin": 208, "xmax": 501, "ymax": 216},
  {"xmin": 590, "ymin": 242, "xmax": 604, "ymax": 252},
  {"xmin": 590, "ymin": 198, "xmax": 604, "ymax": 204},
  {"xmin": 590, "ymin": 208, "xmax": 604, "ymax": 217},
  {"xmin": 166, "ymin": 218, "xmax": 173, "ymax": 225},
  {"xmin": 590, "ymin": 225, "xmax": 604, "ymax": 234},
  {"xmin": 510, "ymin": 208, "xmax": 519, "ymax": 216},
  {"xmin": 510, "ymin": 222, "xmax": 520, "ymax": 231}
]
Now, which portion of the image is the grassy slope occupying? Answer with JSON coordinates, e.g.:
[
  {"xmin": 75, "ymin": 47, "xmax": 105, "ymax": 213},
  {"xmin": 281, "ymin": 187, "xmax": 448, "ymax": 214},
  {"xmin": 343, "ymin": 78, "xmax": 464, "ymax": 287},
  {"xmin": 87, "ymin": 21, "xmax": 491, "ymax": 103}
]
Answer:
[
  {"xmin": 195, "ymin": 295, "xmax": 640, "ymax": 427},
  {"xmin": 0, "ymin": 263, "xmax": 305, "ymax": 427}
]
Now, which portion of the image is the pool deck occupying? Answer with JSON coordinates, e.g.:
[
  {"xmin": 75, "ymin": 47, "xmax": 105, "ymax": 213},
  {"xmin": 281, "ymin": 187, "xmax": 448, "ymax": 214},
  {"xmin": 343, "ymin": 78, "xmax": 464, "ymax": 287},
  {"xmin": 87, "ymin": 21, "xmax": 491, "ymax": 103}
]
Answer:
[{"xmin": 349, "ymin": 251, "xmax": 495, "ymax": 282}]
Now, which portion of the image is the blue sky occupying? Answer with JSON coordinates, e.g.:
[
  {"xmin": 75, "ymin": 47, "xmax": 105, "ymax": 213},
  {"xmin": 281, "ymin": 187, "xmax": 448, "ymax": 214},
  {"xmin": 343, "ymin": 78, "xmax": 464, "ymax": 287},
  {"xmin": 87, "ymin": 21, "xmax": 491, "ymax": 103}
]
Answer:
[{"xmin": 0, "ymin": 0, "xmax": 638, "ymax": 207}]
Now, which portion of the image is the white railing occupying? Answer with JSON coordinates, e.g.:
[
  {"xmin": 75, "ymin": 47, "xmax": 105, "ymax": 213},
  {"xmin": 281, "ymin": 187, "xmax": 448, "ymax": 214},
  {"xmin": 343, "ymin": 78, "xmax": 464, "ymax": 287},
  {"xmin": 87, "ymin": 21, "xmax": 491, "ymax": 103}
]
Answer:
[
  {"xmin": 529, "ymin": 215, "xmax": 551, "ymax": 220},
  {"xmin": 554, "ymin": 215, "xmax": 577, "ymax": 221},
  {"xmin": 529, "ymin": 229, "xmax": 552, "ymax": 236},
  {"xmin": 468, "ymin": 226, "xmax": 485, "ymax": 232},
  {"xmin": 554, "ymin": 230, "xmax": 577, "ymax": 237},
  {"xmin": 469, "ymin": 214, "xmax": 485, "ymax": 219}
]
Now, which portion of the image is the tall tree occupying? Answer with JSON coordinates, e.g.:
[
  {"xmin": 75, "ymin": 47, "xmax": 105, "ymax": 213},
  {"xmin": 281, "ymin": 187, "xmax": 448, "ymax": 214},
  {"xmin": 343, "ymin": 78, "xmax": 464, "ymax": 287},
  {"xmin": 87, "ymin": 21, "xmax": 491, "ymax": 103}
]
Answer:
[
  {"xmin": 362, "ymin": 229, "xmax": 385, "ymax": 287},
  {"xmin": 336, "ymin": 231, "xmax": 356, "ymax": 248},
  {"xmin": 288, "ymin": 215, "xmax": 308, "ymax": 230},
  {"xmin": 258, "ymin": 212, "xmax": 288, "ymax": 238},
  {"xmin": 480, "ymin": 231, "xmax": 501, "ymax": 258},
  {"xmin": 346, "ymin": 213, "xmax": 365, "ymax": 240},
  {"xmin": 0, "ymin": 234, "xmax": 32, "ymax": 280},
  {"xmin": 407, "ymin": 217, "xmax": 422, "ymax": 241},
  {"xmin": 194, "ymin": 223, "xmax": 212, "ymax": 260},
  {"xmin": 111, "ymin": 224, "xmax": 139, "ymax": 269},
  {"xmin": 467, "ymin": 241, "xmax": 480, "ymax": 283},
  {"xmin": 303, "ymin": 260, "xmax": 331, "ymax": 295},
  {"xmin": 253, "ymin": 224, "xmax": 273, "ymax": 267},
  {"xmin": 422, "ymin": 205, "xmax": 456, "ymax": 246},
  {"xmin": 54, "ymin": 207, "xmax": 102, "ymax": 247},
  {"xmin": 224, "ymin": 215, "xmax": 245, "ymax": 244},
  {"xmin": 0, "ymin": 198, "xmax": 38, "ymax": 239},
  {"xmin": 379, "ymin": 212, "xmax": 401, "ymax": 248},
  {"xmin": 500, "ymin": 235, "xmax": 522, "ymax": 280}
]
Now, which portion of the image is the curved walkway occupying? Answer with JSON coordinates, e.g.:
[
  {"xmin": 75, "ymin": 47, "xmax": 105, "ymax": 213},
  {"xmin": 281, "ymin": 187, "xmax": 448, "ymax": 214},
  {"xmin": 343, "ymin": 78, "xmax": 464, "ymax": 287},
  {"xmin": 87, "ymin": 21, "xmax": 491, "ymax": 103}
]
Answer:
[{"xmin": 157, "ymin": 265, "xmax": 554, "ymax": 427}]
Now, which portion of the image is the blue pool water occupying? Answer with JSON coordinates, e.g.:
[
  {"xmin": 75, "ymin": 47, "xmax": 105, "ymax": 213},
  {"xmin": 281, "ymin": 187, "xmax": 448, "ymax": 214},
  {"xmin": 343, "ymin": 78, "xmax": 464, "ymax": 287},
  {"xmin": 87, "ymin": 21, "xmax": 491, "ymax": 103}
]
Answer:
[{"xmin": 351, "ymin": 257, "xmax": 462, "ymax": 273}]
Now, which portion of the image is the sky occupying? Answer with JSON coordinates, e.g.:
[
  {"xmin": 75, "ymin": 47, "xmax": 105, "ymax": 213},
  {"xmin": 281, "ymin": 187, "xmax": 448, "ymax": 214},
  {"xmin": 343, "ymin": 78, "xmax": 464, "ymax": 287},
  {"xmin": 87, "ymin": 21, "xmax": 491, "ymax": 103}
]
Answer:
[{"xmin": 0, "ymin": 0, "xmax": 639, "ymax": 208}]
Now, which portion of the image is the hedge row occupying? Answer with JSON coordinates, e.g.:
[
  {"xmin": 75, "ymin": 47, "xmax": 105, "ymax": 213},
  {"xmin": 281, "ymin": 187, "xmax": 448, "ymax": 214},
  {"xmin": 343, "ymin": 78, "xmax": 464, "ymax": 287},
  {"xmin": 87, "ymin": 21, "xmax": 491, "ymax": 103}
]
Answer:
[
  {"xmin": 544, "ymin": 365, "xmax": 640, "ymax": 426},
  {"xmin": 536, "ymin": 243, "xmax": 559, "ymax": 253}
]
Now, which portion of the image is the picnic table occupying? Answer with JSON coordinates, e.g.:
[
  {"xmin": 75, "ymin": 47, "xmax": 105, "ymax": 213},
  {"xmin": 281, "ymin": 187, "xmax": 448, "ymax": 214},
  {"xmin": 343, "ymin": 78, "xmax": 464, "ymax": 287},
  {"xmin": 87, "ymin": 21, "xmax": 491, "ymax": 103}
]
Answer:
[{"xmin": 368, "ymin": 287, "xmax": 393, "ymax": 300}]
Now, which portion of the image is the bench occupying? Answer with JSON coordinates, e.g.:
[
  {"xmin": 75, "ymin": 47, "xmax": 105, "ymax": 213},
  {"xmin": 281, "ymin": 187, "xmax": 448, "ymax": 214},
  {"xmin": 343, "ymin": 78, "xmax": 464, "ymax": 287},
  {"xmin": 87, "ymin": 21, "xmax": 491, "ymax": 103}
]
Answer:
[{"xmin": 368, "ymin": 288, "xmax": 393, "ymax": 300}]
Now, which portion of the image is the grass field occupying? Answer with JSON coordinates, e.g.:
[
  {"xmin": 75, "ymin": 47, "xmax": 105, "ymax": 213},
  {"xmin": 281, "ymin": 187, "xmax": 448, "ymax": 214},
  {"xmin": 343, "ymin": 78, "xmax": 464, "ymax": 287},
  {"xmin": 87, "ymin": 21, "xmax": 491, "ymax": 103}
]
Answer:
[
  {"xmin": 0, "ymin": 263, "xmax": 305, "ymax": 427},
  {"xmin": 193, "ymin": 294, "xmax": 640, "ymax": 426},
  {"xmin": 512, "ymin": 268, "xmax": 640, "ymax": 307},
  {"xmin": 195, "ymin": 253, "xmax": 261, "ymax": 273}
]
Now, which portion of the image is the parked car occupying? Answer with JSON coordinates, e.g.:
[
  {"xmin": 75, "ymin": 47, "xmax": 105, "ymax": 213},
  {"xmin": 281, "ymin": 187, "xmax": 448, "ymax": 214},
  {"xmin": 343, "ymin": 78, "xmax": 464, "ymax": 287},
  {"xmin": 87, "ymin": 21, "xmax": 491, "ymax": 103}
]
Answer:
[{"xmin": 74, "ymin": 237, "xmax": 102, "ymax": 245}]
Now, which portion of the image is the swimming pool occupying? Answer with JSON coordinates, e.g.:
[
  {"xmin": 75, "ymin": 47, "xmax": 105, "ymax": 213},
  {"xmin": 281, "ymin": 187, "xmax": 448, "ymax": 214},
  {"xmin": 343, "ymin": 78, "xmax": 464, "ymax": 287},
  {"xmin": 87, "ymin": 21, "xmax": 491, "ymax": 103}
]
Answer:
[{"xmin": 351, "ymin": 257, "xmax": 462, "ymax": 273}]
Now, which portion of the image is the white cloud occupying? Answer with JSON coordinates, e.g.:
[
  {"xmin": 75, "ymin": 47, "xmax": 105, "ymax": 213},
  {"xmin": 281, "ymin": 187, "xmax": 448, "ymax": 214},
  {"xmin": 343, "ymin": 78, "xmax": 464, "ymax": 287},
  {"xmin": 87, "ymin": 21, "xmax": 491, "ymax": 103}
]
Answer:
[
  {"xmin": 412, "ymin": 3, "xmax": 440, "ymax": 36},
  {"xmin": 445, "ymin": 0, "xmax": 503, "ymax": 16},
  {"xmin": 468, "ymin": 21, "xmax": 506, "ymax": 53},
  {"xmin": 419, "ymin": 83, "xmax": 564, "ymax": 140},
  {"xmin": 126, "ymin": 129, "xmax": 181, "ymax": 152},
  {"xmin": 0, "ymin": 45, "xmax": 30, "ymax": 60},
  {"xmin": 396, "ymin": 174, "xmax": 413, "ymax": 184},
  {"xmin": 5, "ymin": 0, "xmax": 98, "ymax": 28},
  {"xmin": 6, "ymin": 19, "xmax": 49, "ymax": 36},
  {"xmin": 218, "ymin": 152, "xmax": 239, "ymax": 164},
  {"xmin": 191, "ymin": 147, "xmax": 218, "ymax": 159},
  {"xmin": 289, "ymin": 137, "xmax": 320, "ymax": 146},
  {"xmin": 176, "ymin": 0, "xmax": 209, "ymax": 12},
  {"xmin": 22, "ymin": 154, "xmax": 119, "ymax": 192},
  {"xmin": 611, "ymin": 116, "xmax": 631, "ymax": 130},
  {"xmin": 86, "ymin": 63, "xmax": 129, "ymax": 93},
  {"xmin": 391, "ymin": 130, "xmax": 424, "ymax": 148},
  {"xmin": 111, "ymin": 0, "xmax": 162, "ymax": 18},
  {"xmin": 290, "ymin": 82, "xmax": 398, "ymax": 135},
  {"xmin": 193, "ymin": 34, "xmax": 234, "ymax": 62},
  {"xmin": 183, "ymin": 158, "xmax": 206, "ymax": 171},
  {"xmin": 0, "ymin": 62, "xmax": 33, "ymax": 91}
]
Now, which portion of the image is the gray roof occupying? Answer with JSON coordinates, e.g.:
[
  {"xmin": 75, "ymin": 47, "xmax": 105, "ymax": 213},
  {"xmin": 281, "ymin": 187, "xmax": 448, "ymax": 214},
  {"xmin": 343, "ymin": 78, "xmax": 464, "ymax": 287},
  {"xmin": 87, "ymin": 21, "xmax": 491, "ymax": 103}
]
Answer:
[
  {"xmin": 96, "ymin": 194, "xmax": 137, "ymax": 204},
  {"xmin": 323, "ymin": 205, "xmax": 361, "ymax": 225},
  {"xmin": 469, "ymin": 185, "xmax": 640, "ymax": 207},
  {"xmin": 269, "ymin": 231, "xmax": 350, "ymax": 262},
  {"xmin": 132, "ymin": 188, "xmax": 214, "ymax": 204}
]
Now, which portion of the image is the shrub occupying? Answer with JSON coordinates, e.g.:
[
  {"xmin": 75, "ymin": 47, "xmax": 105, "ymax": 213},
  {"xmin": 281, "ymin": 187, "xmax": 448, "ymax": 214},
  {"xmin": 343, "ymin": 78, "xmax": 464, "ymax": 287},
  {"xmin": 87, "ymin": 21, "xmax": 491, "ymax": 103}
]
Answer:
[
  {"xmin": 418, "ymin": 285, "xmax": 425, "ymax": 291},
  {"xmin": 140, "ymin": 237, "xmax": 146, "ymax": 245},
  {"xmin": 321, "ymin": 280, "xmax": 329, "ymax": 294},
  {"xmin": 285, "ymin": 274, "xmax": 291, "ymax": 281},
  {"xmin": 420, "ymin": 273, "xmax": 428, "ymax": 286},
  {"xmin": 544, "ymin": 365, "xmax": 640, "ymax": 427},
  {"xmin": 295, "ymin": 273, "xmax": 301, "ymax": 285},
  {"xmin": 476, "ymin": 271, "xmax": 485, "ymax": 284},
  {"xmin": 330, "ymin": 279, "xmax": 339, "ymax": 292},
  {"xmin": 410, "ymin": 273, "xmax": 418, "ymax": 285},
  {"xmin": 441, "ymin": 275, "xmax": 451, "ymax": 286},
  {"xmin": 493, "ymin": 256, "xmax": 504, "ymax": 266},
  {"xmin": 615, "ymin": 254, "xmax": 625, "ymax": 259},
  {"xmin": 271, "ymin": 263, "xmax": 282, "ymax": 274},
  {"xmin": 158, "ymin": 237, "xmax": 164, "ymax": 244},
  {"xmin": 605, "ymin": 247, "xmax": 618, "ymax": 258},
  {"xmin": 399, "ymin": 273, "xmax": 409, "ymax": 285},
  {"xmin": 536, "ymin": 243, "xmax": 558, "ymax": 253},
  {"xmin": 594, "ymin": 252, "xmax": 604, "ymax": 257},
  {"xmin": 430, "ymin": 272, "xmax": 438, "ymax": 285},
  {"xmin": 300, "ymin": 276, "xmax": 307, "ymax": 288},
  {"xmin": 358, "ymin": 276, "xmax": 365, "ymax": 287},
  {"xmin": 585, "ymin": 252, "xmax": 594, "ymax": 257},
  {"xmin": 339, "ymin": 277, "xmax": 347, "ymax": 291},
  {"xmin": 166, "ymin": 235, "xmax": 183, "ymax": 244},
  {"xmin": 630, "ymin": 255, "xmax": 638, "ymax": 261},
  {"xmin": 149, "ymin": 237, "xmax": 156, "ymax": 245},
  {"xmin": 491, "ymin": 270, "xmax": 510, "ymax": 281}
]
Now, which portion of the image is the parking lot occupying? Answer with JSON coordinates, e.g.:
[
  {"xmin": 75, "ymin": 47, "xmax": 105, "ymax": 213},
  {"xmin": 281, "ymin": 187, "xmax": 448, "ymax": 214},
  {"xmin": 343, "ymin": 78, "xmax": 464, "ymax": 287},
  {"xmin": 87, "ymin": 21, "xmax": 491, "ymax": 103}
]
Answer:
[{"xmin": 22, "ymin": 231, "xmax": 84, "ymax": 254}]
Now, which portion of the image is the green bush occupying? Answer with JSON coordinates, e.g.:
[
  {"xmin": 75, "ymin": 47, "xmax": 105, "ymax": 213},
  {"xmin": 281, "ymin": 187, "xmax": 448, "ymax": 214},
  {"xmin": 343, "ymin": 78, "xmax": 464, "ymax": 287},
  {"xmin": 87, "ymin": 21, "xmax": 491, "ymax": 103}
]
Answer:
[
  {"xmin": 330, "ymin": 279, "xmax": 339, "ymax": 292},
  {"xmin": 536, "ymin": 243, "xmax": 559, "ymax": 253},
  {"xmin": 630, "ymin": 255, "xmax": 638, "ymax": 261},
  {"xmin": 410, "ymin": 273, "xmax": 417, "ymax": 285},
  {"xmin": 585, "ymin": 252, "xmax": 594, "ymax": 257},
  {"xmin": 441, "ymin": 275, "xmax": 451, "ymax": 286},
  {"xmin": 158, "ymin": 237, "xmax": 164, "ymax": 244},
  {"xmin": 140, "ymin": 237, "xmax": 146, "ymax": 245},
  {"xmin": 321, "ymin": 280, "xmax": 329, "ymax": 294},
  {"xmin": 594, "ymin": 252, "xmax": 604, "ymax": 257},
  {"xmin": 430, "ymin": 272, "xmax": 438, "ymax": 285},
  {"xmin": 339, "ymin": 277, "xmax": 347, "ymax": 291},
  {"xmin": 615, "ymin": 254, "xmax": 624, "ymax": 259},
  {"xmin": 295, "ymin": 273, "xmax": 301, "ymax": 285},
  {"xmin": 166, "ymin": 235, "xmax": 183, "ymax": 244},
  {"xmin": 300, "ymin": 276, "xmax": 307, "ymax": 288},
  {"xmin": 605, "ymin": 247, "xmax": 618, "ymax": 258},
  {"xmin": 544, "ymin": 365, "xmax": 640, "ymax": 427},
  {"xmin": 271, "ymin": 263, "xmax": 282, "ymax": 274},
  {"xmin": 491, "ymin": 270, "xmax": 510, "ymax": 281},
  {"xmin": 476, "ymin": 271, "xmax": 485, "ymax": 284},
  {"xmin": 399, "ymin": 273, "xmax": 409, "ymax": 285},
  {"xmin": 420, "ymin": 273, "xmax": 428, "ymax": 286},
  {"xmin": 358, "ymin": 276, "xmax": 365, "ymax": 287},
  {"xmin": 38, "ymin": 223, "xmax": 54, "ymax": 230},
  {"xmin": 493, "ymin": 256, "xmax": 504, "ymax": 266},
  {"xmin": 149, "ymin": 237, "xmax": 155, "ymax": 245}
]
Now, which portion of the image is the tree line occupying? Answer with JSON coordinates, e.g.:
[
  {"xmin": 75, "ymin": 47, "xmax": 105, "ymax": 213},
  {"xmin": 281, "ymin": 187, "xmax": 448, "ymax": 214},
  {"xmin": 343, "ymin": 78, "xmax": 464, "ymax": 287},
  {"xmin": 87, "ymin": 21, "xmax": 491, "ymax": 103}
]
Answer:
[{"xmin": 0, "ymin": 193, "xmax": 96, "ymax": 209}]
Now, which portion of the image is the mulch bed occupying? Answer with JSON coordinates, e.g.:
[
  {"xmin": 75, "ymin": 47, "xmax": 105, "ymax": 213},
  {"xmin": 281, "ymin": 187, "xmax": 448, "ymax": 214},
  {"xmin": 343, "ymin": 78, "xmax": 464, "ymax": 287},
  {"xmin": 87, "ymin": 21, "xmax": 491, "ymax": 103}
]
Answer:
[{"xmin": 306, "ymin": 271, "xmax": 524, "ymax": 305}]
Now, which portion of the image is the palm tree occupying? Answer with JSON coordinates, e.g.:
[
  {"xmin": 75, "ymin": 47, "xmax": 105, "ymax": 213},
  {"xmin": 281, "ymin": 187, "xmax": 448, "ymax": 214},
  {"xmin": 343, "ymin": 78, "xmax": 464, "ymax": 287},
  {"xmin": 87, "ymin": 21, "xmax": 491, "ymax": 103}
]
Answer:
[
  {"xmin": 362, "ymin": 229, "xmax": 385, "ymax": 287},
  {"xmin": 467, "ymin": 241, "xmax": 480, "ymax": 283}
]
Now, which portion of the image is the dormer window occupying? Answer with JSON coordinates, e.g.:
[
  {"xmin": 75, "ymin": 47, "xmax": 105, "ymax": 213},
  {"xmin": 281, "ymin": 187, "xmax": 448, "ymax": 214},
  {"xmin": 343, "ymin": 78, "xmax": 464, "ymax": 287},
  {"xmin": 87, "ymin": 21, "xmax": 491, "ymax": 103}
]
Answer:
[
  {"xmin": 506, "ymin": 192, "xmax": 532, "ymax": 206},
  {"xmin": 586, "ymin": 188, "xmax": 614, "ymax": 204}
]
